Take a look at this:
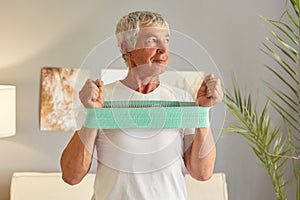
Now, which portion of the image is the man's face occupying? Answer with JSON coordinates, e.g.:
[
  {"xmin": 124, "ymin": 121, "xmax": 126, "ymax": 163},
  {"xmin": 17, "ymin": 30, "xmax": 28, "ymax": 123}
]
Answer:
[{"xmin": 126, "ymin": 23, "xmax": 170, "ymax": 76}]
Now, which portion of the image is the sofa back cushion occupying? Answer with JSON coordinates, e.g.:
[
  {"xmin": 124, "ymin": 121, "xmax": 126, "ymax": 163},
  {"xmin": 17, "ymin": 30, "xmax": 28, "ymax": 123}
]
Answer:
[{"xmin": 10, "ymin": 172, "xmax": 227, "ymax": 200}]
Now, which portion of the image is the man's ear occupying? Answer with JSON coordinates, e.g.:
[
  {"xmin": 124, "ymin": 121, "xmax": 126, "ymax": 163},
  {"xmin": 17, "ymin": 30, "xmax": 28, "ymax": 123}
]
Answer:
[{"xmin": 121, "ymin": 42, "xmax": 129, "ymax": 54}]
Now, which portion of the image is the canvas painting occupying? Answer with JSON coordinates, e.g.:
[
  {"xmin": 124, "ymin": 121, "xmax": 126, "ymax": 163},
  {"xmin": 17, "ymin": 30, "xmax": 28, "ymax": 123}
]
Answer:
[{"xmin": 40, "ymin": 67, "xmax": 88, "ymax": 131}]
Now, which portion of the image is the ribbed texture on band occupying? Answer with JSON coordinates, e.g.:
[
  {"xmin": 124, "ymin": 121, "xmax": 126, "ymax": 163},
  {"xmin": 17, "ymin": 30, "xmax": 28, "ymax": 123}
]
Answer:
[{"xmin": 84, "ymin": 101, "xmax": 210, "ymax": 129}]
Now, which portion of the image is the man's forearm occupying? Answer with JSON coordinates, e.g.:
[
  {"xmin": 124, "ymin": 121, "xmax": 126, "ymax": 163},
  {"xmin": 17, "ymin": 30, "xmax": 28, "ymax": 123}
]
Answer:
[
  {"xmin": 60, "ymin": 127, "xmax": 97, "ymax": 185},
  {"xmin": 184, "ymin": 127, "xmax": 216, "ymax": 181}
]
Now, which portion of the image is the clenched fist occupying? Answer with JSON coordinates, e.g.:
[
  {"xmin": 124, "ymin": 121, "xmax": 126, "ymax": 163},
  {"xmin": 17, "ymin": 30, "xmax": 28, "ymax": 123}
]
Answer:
[
  {"xmin": 196, "ymin": 74, "xmax": 223, "ymax": 107},
  {"xmin": 79, "ymin": 79, "xmax": 104, "ymax": 108}
]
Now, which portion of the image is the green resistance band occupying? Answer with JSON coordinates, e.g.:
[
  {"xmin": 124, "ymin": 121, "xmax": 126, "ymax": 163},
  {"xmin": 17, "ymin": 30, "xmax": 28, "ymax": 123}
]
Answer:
[{"xmin": 84, "ymin": 101, "xmax": 210, "ymax": 129}]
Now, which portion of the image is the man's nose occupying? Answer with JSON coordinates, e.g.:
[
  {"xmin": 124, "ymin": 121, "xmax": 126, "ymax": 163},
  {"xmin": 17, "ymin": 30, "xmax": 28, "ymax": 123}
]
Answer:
[{"xmin": 156, "ymin": 41, "xmax": 169, "ymax": 53}]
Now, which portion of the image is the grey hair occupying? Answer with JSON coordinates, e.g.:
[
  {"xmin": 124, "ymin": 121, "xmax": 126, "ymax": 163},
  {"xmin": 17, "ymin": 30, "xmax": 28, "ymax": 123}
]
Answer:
[{"xmin": 115, "ymin": 11, "xmax": 169, "ymax": 53}]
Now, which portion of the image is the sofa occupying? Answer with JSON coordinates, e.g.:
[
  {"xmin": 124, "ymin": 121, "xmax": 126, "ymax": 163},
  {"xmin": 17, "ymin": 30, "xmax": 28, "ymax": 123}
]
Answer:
[{"xmin": 10, "ymin": 172, "xmax": 227, "ymax": 200}]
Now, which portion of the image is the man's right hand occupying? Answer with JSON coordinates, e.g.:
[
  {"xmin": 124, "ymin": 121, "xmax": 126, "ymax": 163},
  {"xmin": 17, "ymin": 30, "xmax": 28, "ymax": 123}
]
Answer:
[{"xmin": 79, "ymin": 79, "xmax": 104, "ymax": 108}]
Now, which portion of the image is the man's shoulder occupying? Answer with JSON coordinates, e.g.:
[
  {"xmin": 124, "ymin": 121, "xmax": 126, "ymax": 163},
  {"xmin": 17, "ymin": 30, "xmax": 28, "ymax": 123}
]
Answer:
[
  {"xmin": 104, "ymin": 80, "xmax": 119, "ymax": 89},
  {"xmin": 160, "ymin": 81, "xmax": 190, "ymax": 95},
  {"xmin": 103, "ymin": 80, "xmax": 125, "ymax": 100},
  {"xmin": 160, "ymin": 82, "xmax": 194, "ymax": 101}
]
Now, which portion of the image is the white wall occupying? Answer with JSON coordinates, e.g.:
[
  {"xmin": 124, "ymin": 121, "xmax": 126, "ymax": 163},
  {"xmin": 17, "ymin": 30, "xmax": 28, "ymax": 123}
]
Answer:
[{"xmin": 0, "ymin": 0, "xmax": 286, "ymax": 199}]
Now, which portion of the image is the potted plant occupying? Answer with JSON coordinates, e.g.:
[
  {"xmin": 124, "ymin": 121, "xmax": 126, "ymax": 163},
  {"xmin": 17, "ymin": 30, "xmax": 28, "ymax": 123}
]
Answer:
[{"xmin": 224, "ymin": 0, "xmax": 300, "ymax": 199}]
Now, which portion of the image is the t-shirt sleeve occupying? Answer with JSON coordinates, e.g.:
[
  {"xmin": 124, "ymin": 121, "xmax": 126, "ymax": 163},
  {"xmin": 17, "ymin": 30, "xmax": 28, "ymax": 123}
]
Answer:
[{"xmin": 184, "ymin": 128, "xmax": 195, "ymax": 135}]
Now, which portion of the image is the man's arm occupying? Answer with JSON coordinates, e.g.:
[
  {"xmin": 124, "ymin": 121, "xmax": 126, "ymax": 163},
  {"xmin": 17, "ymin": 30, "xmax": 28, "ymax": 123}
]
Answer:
[
  {"xmin": 184, "ymin": 128, "xmax": 216, "ymax": 181},
  {"xmin": 60, "ymin": 128, "xmax": 97, "ymax": 185},
  {"xmin": 184, "ymin": 74, "xmax": 222, "ymax": 181},
  {"xmin": 60, "ymin": 79, "xmax": 104, "ymax": 185}
]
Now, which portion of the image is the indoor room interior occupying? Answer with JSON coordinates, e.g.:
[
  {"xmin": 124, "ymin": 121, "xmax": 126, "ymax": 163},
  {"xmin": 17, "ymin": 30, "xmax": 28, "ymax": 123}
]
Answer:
[{"xmin": 0, "ymin": 0, "xmax": 296, "ymax": 200}]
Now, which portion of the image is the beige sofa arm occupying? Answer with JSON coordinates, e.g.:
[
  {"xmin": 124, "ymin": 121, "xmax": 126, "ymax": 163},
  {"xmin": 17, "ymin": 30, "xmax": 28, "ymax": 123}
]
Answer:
[{"xmin": 10, "ymin": 172, "xmax": 95, "ymax": 200}]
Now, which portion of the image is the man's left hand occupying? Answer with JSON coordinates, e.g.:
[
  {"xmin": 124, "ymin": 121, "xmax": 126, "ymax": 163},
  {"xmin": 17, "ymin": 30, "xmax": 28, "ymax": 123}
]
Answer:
[{"xmin": 196, "ymin": 74, "xmax": 223, "ymax": 107}]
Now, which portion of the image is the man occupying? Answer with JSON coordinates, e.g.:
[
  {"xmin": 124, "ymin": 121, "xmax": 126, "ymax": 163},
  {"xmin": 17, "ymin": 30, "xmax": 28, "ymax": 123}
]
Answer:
[{"xmin": 60, "ymin": 11, "xmax": 223, "ymax": 200}]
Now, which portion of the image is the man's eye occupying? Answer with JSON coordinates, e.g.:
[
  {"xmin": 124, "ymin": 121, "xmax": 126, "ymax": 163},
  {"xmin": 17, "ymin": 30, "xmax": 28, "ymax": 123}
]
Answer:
[
  {"xmin": 147, "ymin": 37, "xmax": 157, "ymax": 43},
  {"xmin": 164, "ymin": 38, "xmax": 170, "ymax": 44}
]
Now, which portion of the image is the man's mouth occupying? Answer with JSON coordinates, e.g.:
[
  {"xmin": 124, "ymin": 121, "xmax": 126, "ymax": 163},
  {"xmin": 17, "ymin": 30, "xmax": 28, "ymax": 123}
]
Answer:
[{"xmin": 152, "ymin": 60, "xmax": 166, "ymax": 64}]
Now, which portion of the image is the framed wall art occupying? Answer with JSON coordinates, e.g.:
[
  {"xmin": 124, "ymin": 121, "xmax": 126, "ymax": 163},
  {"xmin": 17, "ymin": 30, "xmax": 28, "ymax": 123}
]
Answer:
[{"xmin": 39, "ymin": 67, "xmax": 88, "ymax": 131}]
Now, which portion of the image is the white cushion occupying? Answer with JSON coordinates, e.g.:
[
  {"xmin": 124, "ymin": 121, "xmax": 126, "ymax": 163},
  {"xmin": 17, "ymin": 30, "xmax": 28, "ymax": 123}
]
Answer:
[{"xmin": 185, "ymin": 173, "xmax": 228, "ymax": 200}]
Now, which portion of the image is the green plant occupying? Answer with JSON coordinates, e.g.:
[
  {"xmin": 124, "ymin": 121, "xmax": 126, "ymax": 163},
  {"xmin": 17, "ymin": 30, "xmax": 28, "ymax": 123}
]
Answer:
[
  {"xmin": 225, "ymin": 79, "xmax": 293, "ymax": 199},
  {"xmin": 224, "ymin": 0, "xmax": 300, "ymax": 199},
  {"xmin": 261, "ymin": 0, "xmax": 299, "ymax": 146}
]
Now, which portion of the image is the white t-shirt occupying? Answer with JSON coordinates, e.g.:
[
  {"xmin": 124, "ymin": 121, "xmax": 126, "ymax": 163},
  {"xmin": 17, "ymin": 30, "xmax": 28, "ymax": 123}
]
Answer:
[{"xmin": 92, "ymin": 81, "xmax": 195, "ymax": 200}]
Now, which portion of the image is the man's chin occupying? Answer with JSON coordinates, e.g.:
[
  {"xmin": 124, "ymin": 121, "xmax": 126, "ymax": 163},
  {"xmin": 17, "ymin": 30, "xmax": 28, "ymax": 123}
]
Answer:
[
  {"xmin": 133, "ymin": 63, "xmax": 167, "ymax": 77},
  {"xmin": 152, "ymin": 64, "xmax": 167, "ymax": 75}
]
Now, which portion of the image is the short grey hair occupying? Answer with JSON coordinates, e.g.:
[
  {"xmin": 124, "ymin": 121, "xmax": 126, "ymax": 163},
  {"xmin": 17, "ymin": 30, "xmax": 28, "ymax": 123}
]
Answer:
[{"xmin": 115, "ymin": 11, "xmax": 169, "ymax": 53}]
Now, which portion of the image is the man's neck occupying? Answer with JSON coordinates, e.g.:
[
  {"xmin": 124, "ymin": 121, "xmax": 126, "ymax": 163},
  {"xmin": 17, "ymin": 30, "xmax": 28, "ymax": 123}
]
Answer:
[{"xmin": 121, "ymin": 70, "xmax": 160, "ymax": 94}]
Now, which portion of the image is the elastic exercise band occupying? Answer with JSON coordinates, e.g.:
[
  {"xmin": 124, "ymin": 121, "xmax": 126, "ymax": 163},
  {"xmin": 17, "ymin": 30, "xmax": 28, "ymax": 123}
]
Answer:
[{"xmin": 84, "ymin": 101, "xmax": 210, "ymax": 129}]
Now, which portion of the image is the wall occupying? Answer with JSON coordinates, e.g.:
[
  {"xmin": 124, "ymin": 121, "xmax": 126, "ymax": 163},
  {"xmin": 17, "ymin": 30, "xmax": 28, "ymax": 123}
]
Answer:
[{"xmin": 0, "ymin": 0, "xmax": 286, "ymax": 199}]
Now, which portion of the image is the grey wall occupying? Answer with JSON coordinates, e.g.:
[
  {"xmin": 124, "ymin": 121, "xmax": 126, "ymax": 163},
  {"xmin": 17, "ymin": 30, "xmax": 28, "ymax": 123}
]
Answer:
[{"xmin": 0, "ymin": 0, "xmax": 287, "ymax": 199}]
